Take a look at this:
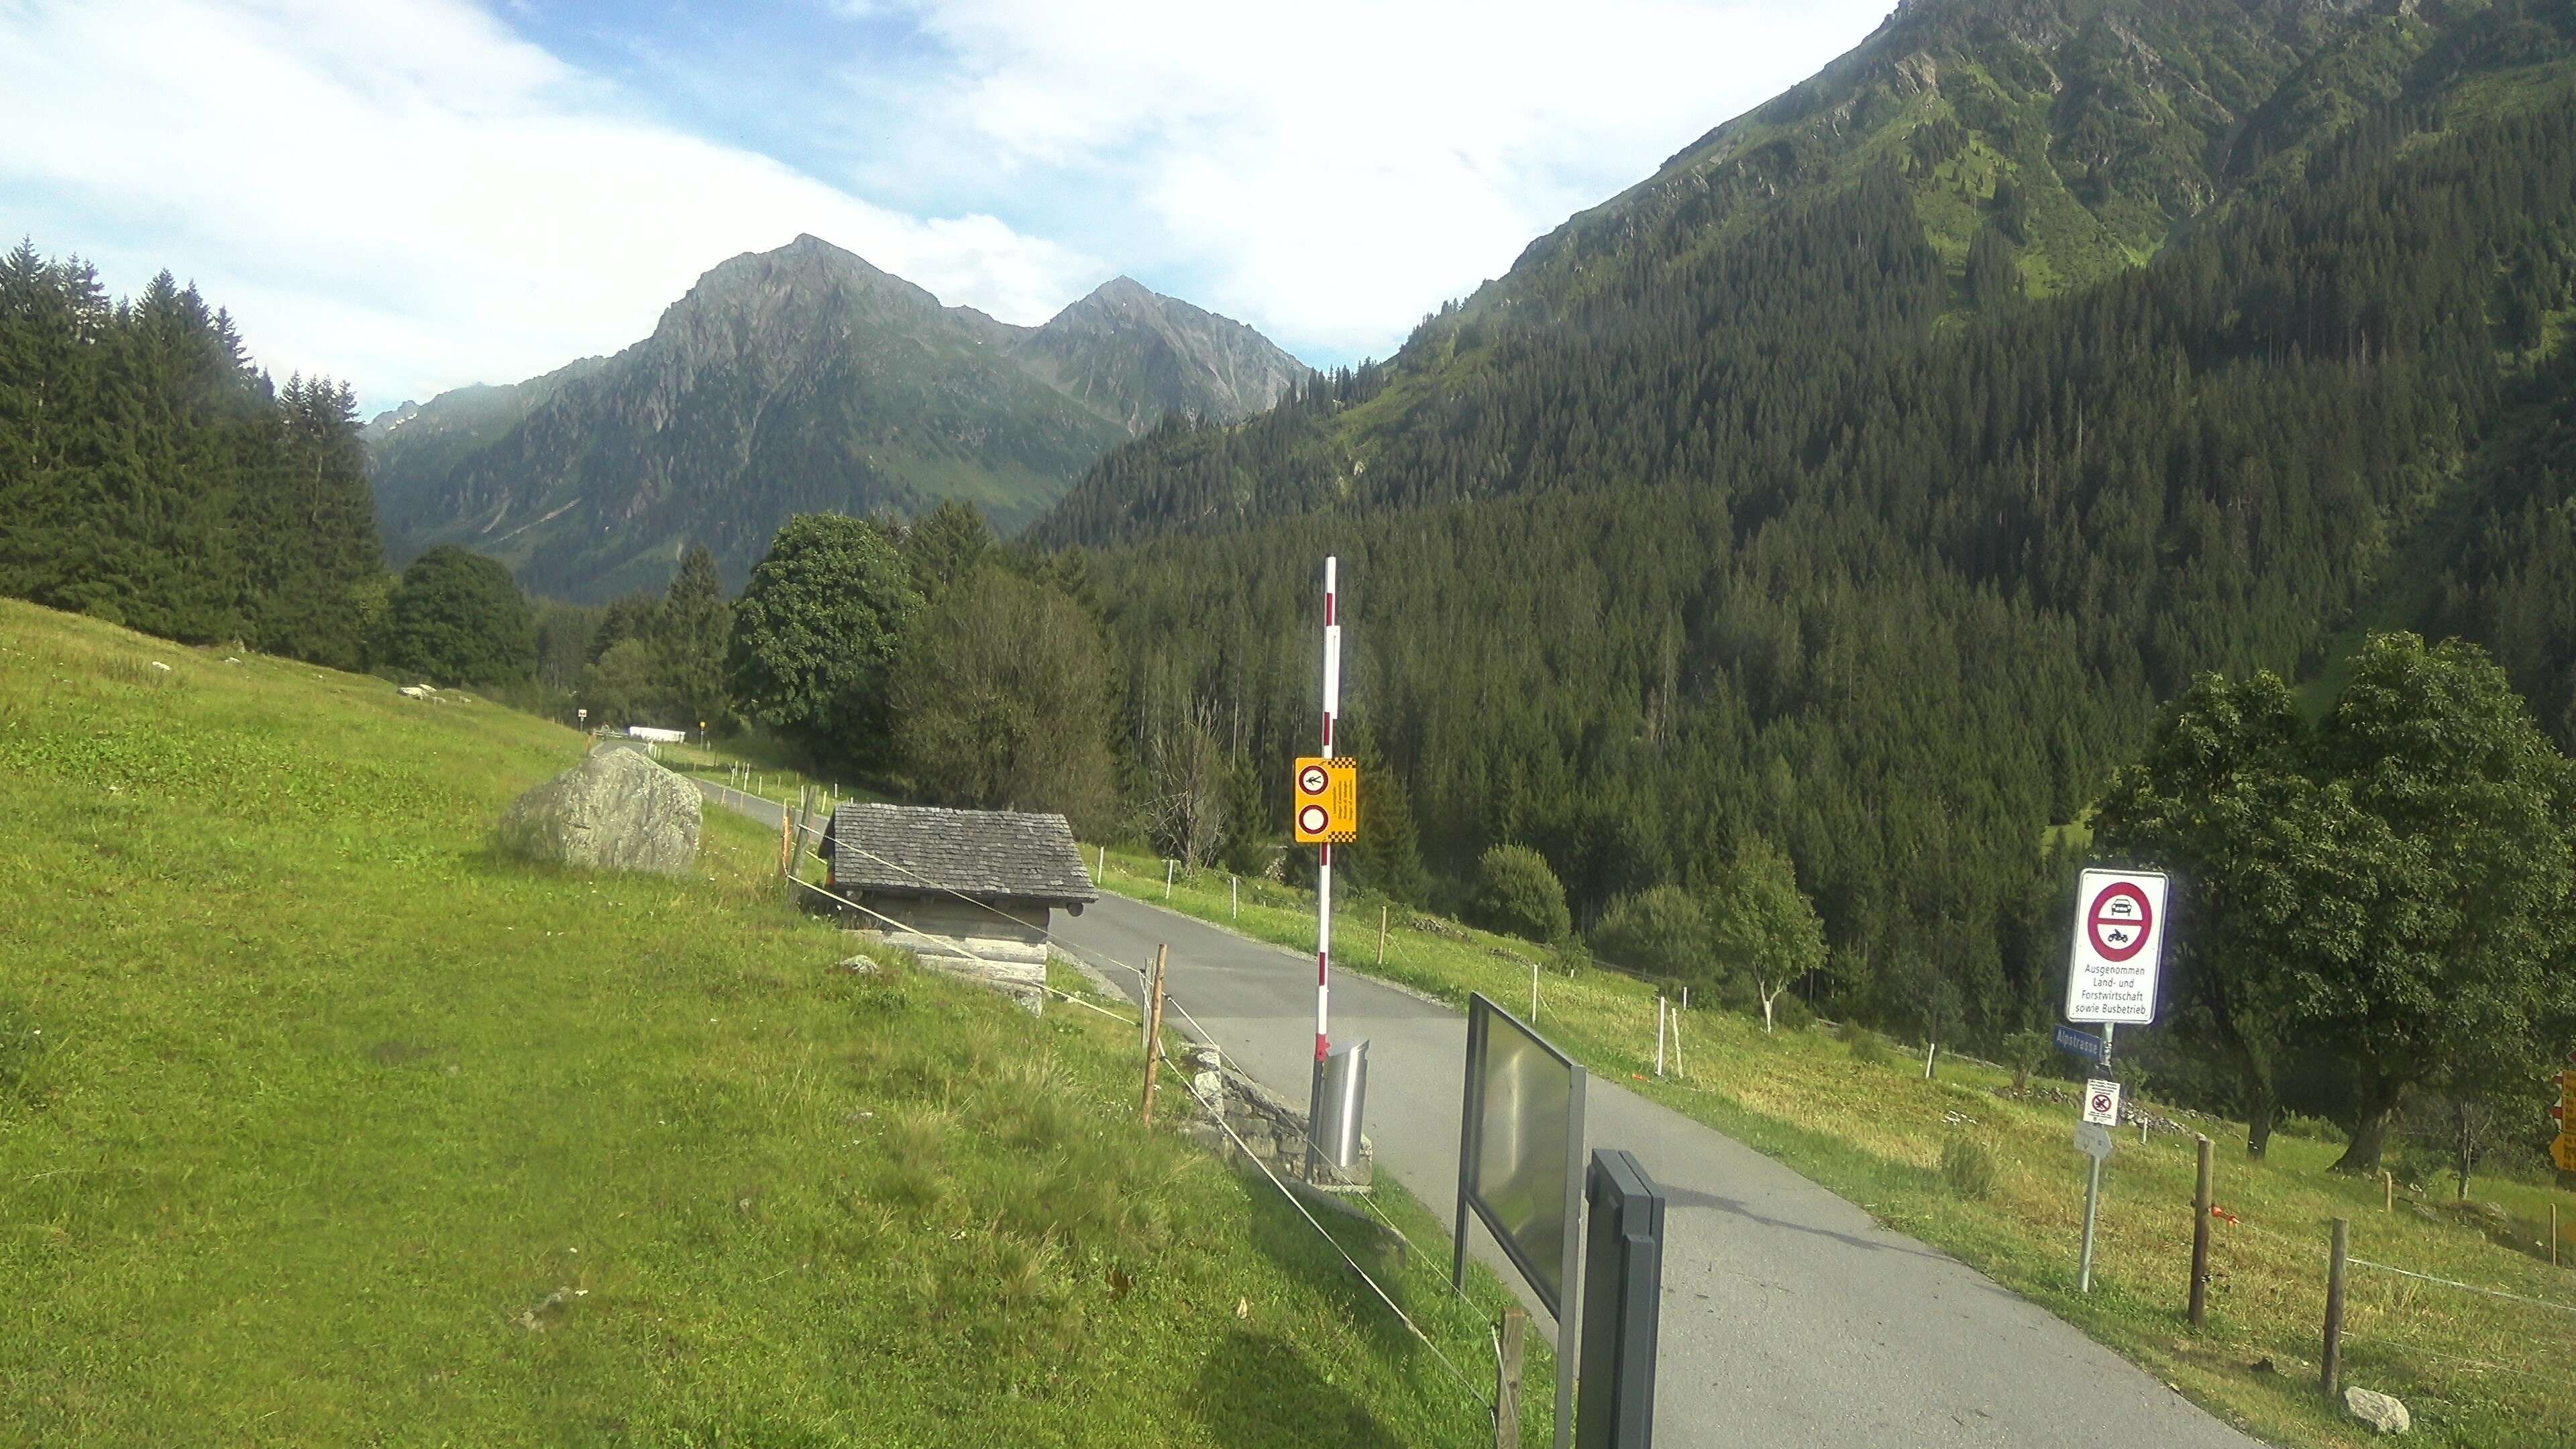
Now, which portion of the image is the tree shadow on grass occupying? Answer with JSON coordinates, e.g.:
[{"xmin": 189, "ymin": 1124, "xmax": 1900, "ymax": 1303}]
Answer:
[{"xmin": 1192, "ymin": 1327, "xmax": 1399, "ymax": 1449}]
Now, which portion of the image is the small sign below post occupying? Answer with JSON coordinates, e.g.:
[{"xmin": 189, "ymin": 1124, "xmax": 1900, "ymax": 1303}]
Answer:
[
  {"xmin": 2065, "ymin": 868, "xmax": 2170, "ymax": 1026},
  {"xmin": 2073, "ymin": 1121, "xmax": 2114, "ymax": 1161},
  {"xmin": 2082, "ymin": 1079, "xmax": 2123, "ymax": 1126}
]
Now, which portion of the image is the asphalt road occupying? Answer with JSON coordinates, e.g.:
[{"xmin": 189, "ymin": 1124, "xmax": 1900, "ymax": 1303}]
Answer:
[
  {"xmin": 666, "ymin": 762, "xmax": 2261, "ymax": 1448},
  {"xmin": 1051, "ymin": 891, "xmax": 2263, "ymax": 1449}
]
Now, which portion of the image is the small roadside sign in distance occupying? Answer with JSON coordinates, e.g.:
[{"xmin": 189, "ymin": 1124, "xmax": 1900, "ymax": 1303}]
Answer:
[
  {"xmin": 2065, "ymin": 868, "xmax": 2171, "ymax": 1026},
  {"xmin": 2554, "ymin": 1134, "xmax": 2576, "ymax": 1173},
  {"xmin": 2082, "ymin": 1079, "xmax": 2123, "ymax": 1127},
  {"xmin": 2074, "ymin": 1122, "xmax": 2115, "ymax": 1161}
]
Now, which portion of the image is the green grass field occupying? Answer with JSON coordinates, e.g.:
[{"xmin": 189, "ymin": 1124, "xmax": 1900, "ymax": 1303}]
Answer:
[
  {"xmin": 1096, "ymin": 847, "xmax": 2576, "ymax": 1449},
  {"xmin": 0, "ymin": 600, "xmax": 1538, "ymax": 1448}
]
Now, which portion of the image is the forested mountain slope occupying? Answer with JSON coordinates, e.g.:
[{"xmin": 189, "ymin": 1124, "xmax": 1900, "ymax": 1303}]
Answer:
[
  {"xmin": 371, "ymin": 236, "xmax": 1305, "ymax": 601},
  {"xmin": 1036, "ymin": 0, "xmax": 2576, "ymax": 1035}
]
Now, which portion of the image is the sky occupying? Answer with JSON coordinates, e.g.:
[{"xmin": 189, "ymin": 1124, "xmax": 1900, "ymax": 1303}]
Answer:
[{"xmin": 0, "ymin": 0, "xmax": 1896, "ymax": 416}]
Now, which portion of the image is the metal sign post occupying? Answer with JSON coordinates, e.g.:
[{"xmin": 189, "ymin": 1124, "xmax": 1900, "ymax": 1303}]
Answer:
[
  {"xmin": 2074, "ymin": 1121, "xmax": 2114, "ymax": 1291},
  {"xmin": 2064, "ymin": 867, "xmax": 2168, "ymax": 1294}
]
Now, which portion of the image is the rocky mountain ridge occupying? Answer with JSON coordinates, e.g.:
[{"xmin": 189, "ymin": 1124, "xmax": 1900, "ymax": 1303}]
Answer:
[{"xmin": 370, "ymin": 235, "xmax": 1305, "ymax": 600}]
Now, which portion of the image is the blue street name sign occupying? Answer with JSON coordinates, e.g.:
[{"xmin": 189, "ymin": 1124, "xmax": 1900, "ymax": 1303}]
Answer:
[{"xmin": 2055, "ymin": 1024, "xmax": 2104, "ymax": 1060}]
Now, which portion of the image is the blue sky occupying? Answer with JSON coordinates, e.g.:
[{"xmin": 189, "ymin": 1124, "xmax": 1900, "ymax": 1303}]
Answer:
[{"xmin": 1, "ymin": 0, "xmax": 1895, "ymax": 415}]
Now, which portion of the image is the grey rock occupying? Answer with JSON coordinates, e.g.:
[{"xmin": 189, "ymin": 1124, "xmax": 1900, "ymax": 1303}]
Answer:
[
  {"xmin": 499, "ymin": 748, "xmax": 700, "ymax": 875},
  {"xmin": 2344, "ymin": 1387, "xmax": 2410, "ymax": 1435}
]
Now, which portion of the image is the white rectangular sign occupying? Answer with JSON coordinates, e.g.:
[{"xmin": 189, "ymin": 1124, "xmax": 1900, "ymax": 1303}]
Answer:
[
  {"xmin": 2065, "ymin": 867, "xmax": 2169, "ymax": 1025},
  {"xmin": 2082, "ymin": 1079, "xmax": 2123, "ymax": 1126}
]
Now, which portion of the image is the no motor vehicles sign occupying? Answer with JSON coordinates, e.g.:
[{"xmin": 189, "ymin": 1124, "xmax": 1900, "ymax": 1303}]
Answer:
[{"xmin": 2065, "ymin": 868, "xmax": 2169, "ymax": 1026}]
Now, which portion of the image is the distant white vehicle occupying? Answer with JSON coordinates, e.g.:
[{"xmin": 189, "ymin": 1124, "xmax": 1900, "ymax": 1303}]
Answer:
[{"xmin": 625, "ymin": 726, "xmax": 687, "ymax": 744}]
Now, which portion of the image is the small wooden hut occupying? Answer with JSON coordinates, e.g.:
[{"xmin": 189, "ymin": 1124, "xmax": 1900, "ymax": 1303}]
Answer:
[{"xmin": 818, "ymin": 803, "xmax": 1097, "ymax": 1009}]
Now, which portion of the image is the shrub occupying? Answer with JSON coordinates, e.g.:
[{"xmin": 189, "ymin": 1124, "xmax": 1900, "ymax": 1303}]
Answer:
[
  {"xmin": 2003, "ymin": 1029, "xmax": 2049, "ymax": 1090},
  {"xmin": 1940, "ymin": 1137, "xmax": 2000, "ymax": 1200},
  {"xmin": 1769, "ymin": 991, "xmax": 1815, "ymax": 1033},
  {"xmin": 1468, "ymin": 844, "xmax": 1571, "ymax": 943},
  {"xmin": 1589, "ymin": 885, "xmax": 1709, "ymax": 979},
  {"xmin": 2277, "ymin": 1112, "xmax": 2348, "ymax": 1146},
  {"xmin": 1839, "ymin": 1018, "xmax": 1890, "ymax": 1067}
]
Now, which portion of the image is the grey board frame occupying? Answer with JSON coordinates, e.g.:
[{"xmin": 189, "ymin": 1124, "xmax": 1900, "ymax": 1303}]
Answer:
[{"xmin": 1454, "ymin": 991, "xmax": 1586, "ymax": 1449}]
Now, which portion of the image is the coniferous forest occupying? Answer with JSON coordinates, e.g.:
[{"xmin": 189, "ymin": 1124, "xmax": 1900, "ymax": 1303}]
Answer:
[
  {"xmin": 1032, "ymin": 18, "xmax": 2576, "ymax": 1064},
  {"xmin": 0, "ymin": 242, "xmax": 382, "ymax": 669}
]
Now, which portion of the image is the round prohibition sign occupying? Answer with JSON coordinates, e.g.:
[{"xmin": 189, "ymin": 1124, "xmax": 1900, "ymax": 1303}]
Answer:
[
  {"xmin": 2090, "ymin": 1089, "xmax": 2116, "ymax": 1116},
  {"xmin": 1298, "ymin": 764, "xmax": 1330, "ymax": 796},
  {"xmin": 2087, "ymin": 881, "xmax": 2154, "ymax": 963},
  {"xmin": 1297, "ymin": 804, "xmax": 1330, "ymax": 835}
]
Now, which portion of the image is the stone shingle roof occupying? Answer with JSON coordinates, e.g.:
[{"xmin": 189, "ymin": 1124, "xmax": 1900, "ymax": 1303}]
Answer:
[{"xmin": 825, "ymin": 802, "xmax": 1097, "ymax": 904}]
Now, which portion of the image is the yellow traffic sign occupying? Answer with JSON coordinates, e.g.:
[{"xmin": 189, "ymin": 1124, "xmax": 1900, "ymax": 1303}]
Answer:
[
  {"xmin": 1292, "ymin": 757, "xmax": 1359, "ymax": 844},
  {"xmin": 2554, "ymin": 1134, "xmax": 2576, "ymax": 1174}
]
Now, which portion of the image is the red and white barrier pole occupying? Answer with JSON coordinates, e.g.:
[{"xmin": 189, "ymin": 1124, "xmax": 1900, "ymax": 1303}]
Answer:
[{"xmin": 1307, "ymin": 556, "xmax": 1340, "ymax": 1177}]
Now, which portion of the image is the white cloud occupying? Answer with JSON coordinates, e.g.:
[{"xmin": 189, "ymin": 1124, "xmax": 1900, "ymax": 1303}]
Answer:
[
  {"xmin": 0, "ymin": 0, "xmax": 1100, "ymax": 412},
  {"xmin": 851, "ymin": 0, "xmax": 1896, "ymax": 360},
  {"xmin": 0, "ymin": 0, "xmax": 1900, "ymax": 411}
]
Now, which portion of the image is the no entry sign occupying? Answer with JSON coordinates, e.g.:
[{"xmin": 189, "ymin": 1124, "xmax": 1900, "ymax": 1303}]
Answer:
[{"xmin": 2065, "ymin": 868, "xmax": 2169, "ymax": 1025}]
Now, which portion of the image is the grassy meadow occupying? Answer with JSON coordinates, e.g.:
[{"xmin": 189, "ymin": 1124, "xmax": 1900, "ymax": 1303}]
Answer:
[
  {"xmin": 0, "ymin": 600, "xmax": 1537, "ymax": 1448},
  {"xmin": 1094, "ymin": 846, "xmax": 2576, "ymax": 1449}
]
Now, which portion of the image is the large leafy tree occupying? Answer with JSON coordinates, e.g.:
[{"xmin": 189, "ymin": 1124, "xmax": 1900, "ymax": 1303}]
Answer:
[
  {"xmin": 2094, "ymin": 669, "xmax": 2349, "ymax": 1156},
  {"xmin": 2101, "ymin": 635, "xmax": 2576, "ymax": 1171},
  {"xmin": 727, "ymin": 515, "xmax": 921, "ymax": 763},
  {"xmin": 891, "ymin": 566, "xmax": 1116, "ymax": 828},
  {"xmin": 1707, "ymin": 837, "xmax": 1829, "ymax": 1034},
  {"xmin": 376, "ymin": 546, "xmax": 537, "ymax": 688},
  {"xmin": 2302, "ymin": 635, "xmax": 2576, "ymax": 1173}
]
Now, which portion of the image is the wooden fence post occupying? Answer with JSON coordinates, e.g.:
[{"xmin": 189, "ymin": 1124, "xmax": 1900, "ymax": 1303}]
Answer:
[
  {"xmin": 1141, "ymin": 945, "xmax": 1169, "ymax": 1126},
  {"xmin": 1494, "ymin": 1304, "xmax": 1525, "ymax": 1449},
  {"xmin": 2322, "ymin": 1218, "xmax": 2350, "ymax": 1398},
  {"xmin": 1377, "ymin": 904, "xmax": 1387, "ymax": 965},
  {"xmin": 2189, "ymin": 1135, "xmax": 2213, "ymax": 1329},
  {"xmin": 2383, "ymin": 1170, "xmax": 2394, "ymax": 1213}
]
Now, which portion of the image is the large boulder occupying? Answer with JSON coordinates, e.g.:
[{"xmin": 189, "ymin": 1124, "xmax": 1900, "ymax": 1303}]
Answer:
[
  {"xmin": 499, "ymin": 747, "xmax": 700, "ymax": 875},
  {"xmin": 2344, "ymin": 1387, "xmax": 2410, "ymax": 1436}
]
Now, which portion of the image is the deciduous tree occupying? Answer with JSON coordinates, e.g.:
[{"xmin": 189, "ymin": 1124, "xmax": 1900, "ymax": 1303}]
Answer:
[{"xmin": 727, "ymin": 515, "xmax": 920, "ymax": 763}]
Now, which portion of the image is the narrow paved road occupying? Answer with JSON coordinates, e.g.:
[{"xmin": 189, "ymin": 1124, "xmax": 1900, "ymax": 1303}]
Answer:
[
  {"xmin": 1055, "ymin": 893, "xmax": 2261, "ymax": 1449},
  {"xmin": 669, "ymin": 761, "xmax": 2261, "ymax": 1448}
]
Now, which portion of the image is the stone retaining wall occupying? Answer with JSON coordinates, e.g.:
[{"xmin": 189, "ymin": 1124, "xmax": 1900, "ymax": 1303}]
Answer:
[{"xmin": 1176, "ymin": 1042, "xmax": 1372, "ymax": 1191}]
